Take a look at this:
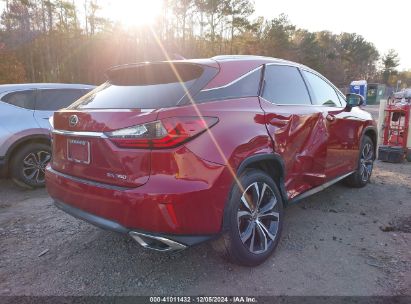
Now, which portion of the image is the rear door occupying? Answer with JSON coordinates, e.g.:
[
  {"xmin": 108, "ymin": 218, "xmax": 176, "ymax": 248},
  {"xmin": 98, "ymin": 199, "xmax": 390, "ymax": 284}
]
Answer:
[
  {"xmin": 0, "ymin": 89, "xmax": 39, "ymax": 156},
  {"xmin": 34, "ymin": 88, "xmax": 91, "ymax": 129},
  {"xmin": 259, "ymin": 64, "xmax": 328, "ymax": 200},
  {"xmin": 0, "ymin": 89, "xmax": 39, "ymax": 133},
  {"xmin": 301, "ymin": 70, "xmax": 363, "ymax": 178}
]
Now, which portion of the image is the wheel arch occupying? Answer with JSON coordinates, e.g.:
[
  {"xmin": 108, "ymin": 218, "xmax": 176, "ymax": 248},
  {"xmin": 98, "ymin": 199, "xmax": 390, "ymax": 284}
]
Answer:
[
  {"xmin": 222, "ymin": 153, "xmax": 288, "ymax": 231},
  {"xmin": 362, "ymin": 126, "xmax": 378, "ymax": 158},
  {"xmin": 5, "ymin": 135, "xmax": 51, "ymax": 175}
]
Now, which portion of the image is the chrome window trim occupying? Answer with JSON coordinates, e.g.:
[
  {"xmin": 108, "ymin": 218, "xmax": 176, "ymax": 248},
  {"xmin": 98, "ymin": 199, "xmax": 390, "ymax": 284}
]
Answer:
[
  {"xmin": 259, "ymin": 96, "xmax": 344, "ymax": 108},
  {"xmin": 200, "ymin": 66, "xmax": 263, "ymax": 92},
  {"xmin": 264, "ymin": 62, "xmax": 304, "ymax": 67},
  {"xmin": 52, "ymin": 129, "xmax": 107, "ymax": 138},
  {"xmin": 36, "ymin": 88, "xmax": 88, "ymax": 92}
]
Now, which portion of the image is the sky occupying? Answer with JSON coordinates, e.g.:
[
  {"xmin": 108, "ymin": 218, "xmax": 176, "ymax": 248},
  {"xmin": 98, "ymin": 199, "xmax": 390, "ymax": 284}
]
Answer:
[
  {"xmin": 96, "ymin": 0, "xmax": 411, "ymax": 70},
  {"xmin": 1, "ymin": 0, "xmax": 410, "ymax": 70},
  {"xmin": 254, "ymin": 0, "xmax": 411, "ymax": 70}
]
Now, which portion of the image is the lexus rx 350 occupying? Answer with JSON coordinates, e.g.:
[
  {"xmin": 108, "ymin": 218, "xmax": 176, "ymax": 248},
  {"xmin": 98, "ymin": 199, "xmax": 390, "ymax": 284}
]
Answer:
[{"xmin": 46, "ymin": 56, "xmax": 377, "ymax": 266}]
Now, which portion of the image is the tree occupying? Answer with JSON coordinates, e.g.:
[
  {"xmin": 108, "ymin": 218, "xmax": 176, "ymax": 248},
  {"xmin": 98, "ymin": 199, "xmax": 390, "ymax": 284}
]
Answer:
[
  {"xmin": 195, "ymin": 0, "xmax": 227, "ymax": 53},
  {"xmin": 294, "ymin": 30, "xmax": 321, "ymax": 70},
  {"xmin": 224, "ymin": 0, "xmax": 253, "ymax": 53},
  {"xmin": 0, "ymin": 1, "xmax": 385, "ymax": 87},
  {"xmin": 262, "ymin": 14, "xmax": 295, "ymax": 59},
  {"xmin": 0, "ymin": 51, "xmax": 26, "ymax": 83},
  {"xmin": 338, "ymin": 33, "xmax": 379, "ymax": 82},
  {"xmin": 396, "ymin": 70, "xmax": 411, "ymax": 89},
  {"xmin": 55, "ymin": 0, "xmax": 77, "ymax": 32},
  {"xmin": 382, "ymin": 49, "xmax": 400, "ymax": 84},
  {"xmin": 171, "ymin": 0, "xmax": 194, "ymax": 52}
]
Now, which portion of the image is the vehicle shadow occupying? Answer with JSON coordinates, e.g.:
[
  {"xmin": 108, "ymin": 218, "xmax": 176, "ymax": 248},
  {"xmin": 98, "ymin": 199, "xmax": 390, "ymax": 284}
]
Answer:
[{"xmin": 42, "ymin": 179, "xmax": 355, "ymax": 295}]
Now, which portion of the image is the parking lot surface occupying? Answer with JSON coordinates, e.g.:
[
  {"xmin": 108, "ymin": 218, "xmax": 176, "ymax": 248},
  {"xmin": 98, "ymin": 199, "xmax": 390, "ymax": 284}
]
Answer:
[{"xmin": 0, "ymin": 105, "xmax": 410, "ymax": 296}]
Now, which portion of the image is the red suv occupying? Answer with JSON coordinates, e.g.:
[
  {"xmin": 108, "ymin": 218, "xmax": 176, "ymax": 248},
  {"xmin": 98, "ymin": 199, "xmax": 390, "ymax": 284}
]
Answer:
[{"xmin": 46, "ymin": 55, "xmax": 377, "ymax": 266}]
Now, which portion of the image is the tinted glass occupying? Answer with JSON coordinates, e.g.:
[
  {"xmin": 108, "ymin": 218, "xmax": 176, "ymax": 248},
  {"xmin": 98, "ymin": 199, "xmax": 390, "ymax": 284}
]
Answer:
[
  {"xmin": 262, "ymin": 65, "xmax": 311, "ymax": 105},
  {"xmin": 302, "ymin": 71, "xmax": 341, "ymax": 107},
  {"xmin": 70, "ymin": 63, "xmax": 206, "ymax": 109},
  {"xmin": 36, "ymin": 89, "xmax": 90, "ymax": 111},
  {"xmin": 194, "ymin": 68, "xmax": 262, "ymax": 102},
  {"xmin": 1, "ymin": 90, "xmax": 36, "ymax": 109}
]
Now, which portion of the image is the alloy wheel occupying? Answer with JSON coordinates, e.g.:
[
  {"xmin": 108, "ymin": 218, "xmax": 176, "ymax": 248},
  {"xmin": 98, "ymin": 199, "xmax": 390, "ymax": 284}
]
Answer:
[
  {"xmin": 359, "ymin": 142, "xmax": 373, "ymax": 182},
  {"xmin": 237, "ymin": 182, "xmax": 280, "ymax": 254},
  {"xmin": 22, "ymin": 150, "xmax": 51, "ymax": 185}
]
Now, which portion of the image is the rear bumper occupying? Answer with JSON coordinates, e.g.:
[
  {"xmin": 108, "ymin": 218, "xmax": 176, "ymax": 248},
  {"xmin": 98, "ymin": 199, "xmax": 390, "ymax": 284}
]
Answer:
[
  {"xmin": 54, "ymin": 200, "xmax": 215, "ymax": 249},
  {"xmin": 54, "ymin": 199, "xmax": 128, "ymax": 233},
  {"xmin": 45, "ymin": 160, "xmax": 232, "ymax": 236}
]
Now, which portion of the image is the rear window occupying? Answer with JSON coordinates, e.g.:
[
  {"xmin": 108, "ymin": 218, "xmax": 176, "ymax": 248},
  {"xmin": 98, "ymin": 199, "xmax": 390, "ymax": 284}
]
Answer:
[
  {"xmin": 70, "ymin": 63, "xmax": 213, "ymax": 109},
  {"xmin": 36, "ymin": 89, "xmax": 91, "ymax": 111},
  {"xmin": 1, "ymin": 90, "xmax": 36, "ymax": 110}
]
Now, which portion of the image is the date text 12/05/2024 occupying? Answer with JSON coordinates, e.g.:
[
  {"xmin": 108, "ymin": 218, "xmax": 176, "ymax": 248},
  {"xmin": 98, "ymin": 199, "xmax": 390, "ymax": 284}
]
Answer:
[{"xmin": 149, "ymin": 296, "xmax": 257, "ymax": 303}]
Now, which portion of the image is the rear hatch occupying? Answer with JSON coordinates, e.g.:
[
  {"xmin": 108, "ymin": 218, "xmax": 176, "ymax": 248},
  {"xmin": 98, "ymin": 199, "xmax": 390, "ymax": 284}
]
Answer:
[{"xmin": 51, "ymin": 61, "xmax": 219, "ymax": 188}]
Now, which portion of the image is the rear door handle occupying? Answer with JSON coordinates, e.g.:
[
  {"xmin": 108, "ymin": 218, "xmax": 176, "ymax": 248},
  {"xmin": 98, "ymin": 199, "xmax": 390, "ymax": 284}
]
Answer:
[{"xmin": 326, "ymin": 114, "xmax": 336, "ymax": 122}]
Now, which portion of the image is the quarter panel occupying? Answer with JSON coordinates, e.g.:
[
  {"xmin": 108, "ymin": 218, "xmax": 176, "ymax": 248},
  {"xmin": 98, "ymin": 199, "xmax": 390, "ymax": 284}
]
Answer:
[
  {"xmin": 34, "ymin": 110, "xmax": 54, "ymax": 129},
  {"xmin": 173, "ymin": 97, "xmax": 273, "ymax": 170},
  {"xmin": 0, "ymin": 123, "xmax": 12, "ymax": 157}
]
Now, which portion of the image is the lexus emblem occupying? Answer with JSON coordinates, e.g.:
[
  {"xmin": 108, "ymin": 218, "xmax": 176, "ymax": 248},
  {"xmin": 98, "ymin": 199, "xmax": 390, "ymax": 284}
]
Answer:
[{"xmin": 69, "ymin": 115, "xmax": 79, "ymax": 127}]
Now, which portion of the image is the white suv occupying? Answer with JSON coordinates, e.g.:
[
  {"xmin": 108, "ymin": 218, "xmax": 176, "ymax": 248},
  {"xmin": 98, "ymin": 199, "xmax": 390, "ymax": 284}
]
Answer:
[{"xmin": 0, "ymin": 83, "xmax": 95, "ymax": 188}]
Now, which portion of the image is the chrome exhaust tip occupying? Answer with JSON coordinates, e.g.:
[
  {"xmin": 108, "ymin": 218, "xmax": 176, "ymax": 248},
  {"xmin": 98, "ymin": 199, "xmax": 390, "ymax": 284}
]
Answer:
[{"xmin": 129, "ymin": 231, "xmax": 187, "ymax": 252}]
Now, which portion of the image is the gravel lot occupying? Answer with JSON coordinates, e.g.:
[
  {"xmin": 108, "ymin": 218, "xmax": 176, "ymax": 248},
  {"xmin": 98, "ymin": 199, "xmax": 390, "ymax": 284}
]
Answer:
[{"xmin": 1, "ymin": 105, "xmax": 410, "ymax": 296}]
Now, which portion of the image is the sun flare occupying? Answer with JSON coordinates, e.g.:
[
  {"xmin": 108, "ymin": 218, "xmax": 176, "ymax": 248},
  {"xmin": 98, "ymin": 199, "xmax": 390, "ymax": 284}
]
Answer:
[{"xmin": 107, "ymin": 0, "xmax": 163, "ymax": 28}]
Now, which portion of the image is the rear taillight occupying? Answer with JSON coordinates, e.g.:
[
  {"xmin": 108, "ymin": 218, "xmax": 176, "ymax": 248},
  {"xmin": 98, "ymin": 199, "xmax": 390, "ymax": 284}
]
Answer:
[{"xmin": 105, "ymin": 116, "xmax": 218, "ymax": 149}]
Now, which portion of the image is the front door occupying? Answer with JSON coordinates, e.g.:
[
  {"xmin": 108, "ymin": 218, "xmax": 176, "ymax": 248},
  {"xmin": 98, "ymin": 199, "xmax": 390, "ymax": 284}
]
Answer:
[{"xmin": 301, "ymin": 70, "xmax": 363, "ymax": 179}]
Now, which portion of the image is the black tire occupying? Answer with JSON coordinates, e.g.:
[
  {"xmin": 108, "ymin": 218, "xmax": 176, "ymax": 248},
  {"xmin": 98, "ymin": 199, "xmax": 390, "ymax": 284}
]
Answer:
[
  {"xmin": 344, "ymin": 136, "xmax": 374, "ymax": 188},
  {"xmin": 406, "ymin": 150, "xmax": 411, "ymax": 162},
  {"xmin": 213, "ymin": 169, "xmax": 284, "ymax": 266},
  {"xmin": 10, "ymin": 143, "xmax": 51, "ymax": 189}
]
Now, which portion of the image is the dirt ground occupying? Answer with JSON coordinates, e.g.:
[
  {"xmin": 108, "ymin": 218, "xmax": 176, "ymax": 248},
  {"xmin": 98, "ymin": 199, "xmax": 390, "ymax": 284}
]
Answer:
[{"xmin": 0, "ymin": 105, "xmax": 410, "ymax": 296}]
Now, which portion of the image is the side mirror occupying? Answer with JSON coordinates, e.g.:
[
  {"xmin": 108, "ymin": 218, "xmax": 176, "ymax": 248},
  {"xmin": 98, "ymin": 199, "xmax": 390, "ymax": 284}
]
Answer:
[{"xmin": 346, "ymin": 93, "xmax": 364, "ymax": 107}]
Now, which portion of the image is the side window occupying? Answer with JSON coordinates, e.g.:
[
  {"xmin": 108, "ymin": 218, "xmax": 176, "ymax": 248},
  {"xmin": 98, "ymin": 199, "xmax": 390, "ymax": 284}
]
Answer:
[
  {"xmin": 36, "ymin": 89, "xmax": 90, "ymax": 111},
  {"xmin": 1, "ymin": 90, "xmax": 36, "ymax": 109},
  {"xmin": 262, "ymin": 65, "xmax": 311, "ymax": 105},
  {"xmin": 302, "ymin": 71, "xmax": 341, "ymax": 107},
  {"xmin": 194, "ymin": 68, "xmax": 261, "ymax": 103}
]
